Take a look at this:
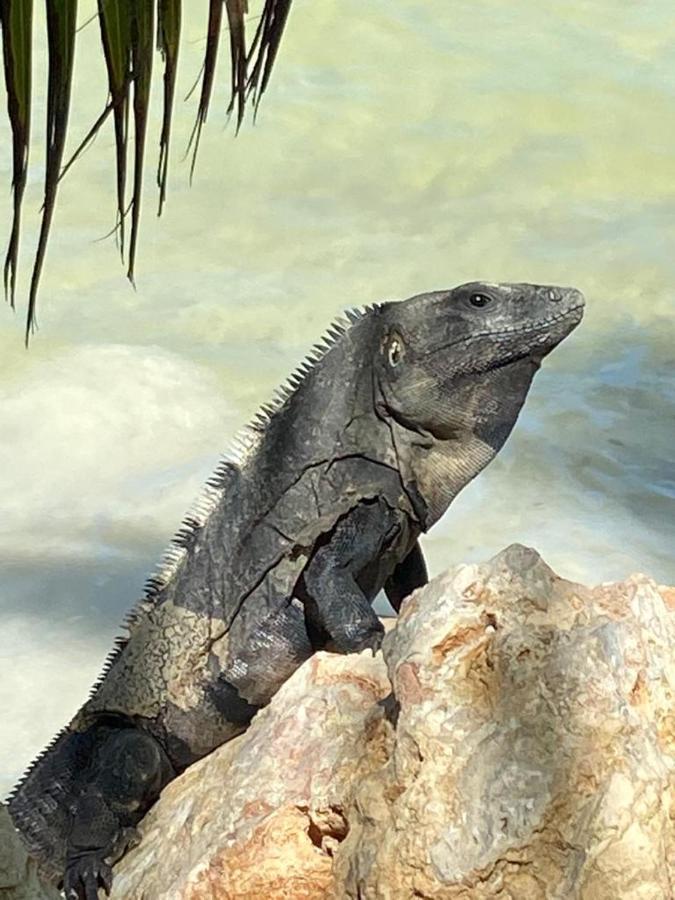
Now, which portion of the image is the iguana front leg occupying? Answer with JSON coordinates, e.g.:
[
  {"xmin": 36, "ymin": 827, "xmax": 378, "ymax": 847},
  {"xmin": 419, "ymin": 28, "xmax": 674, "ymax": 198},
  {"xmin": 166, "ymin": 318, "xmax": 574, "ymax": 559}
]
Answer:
[
  {"xmin": 302, "ymin": 498, "xmax": 404, "ymax": 654},
  {"xmin": 62, "ymin": 724, "xmax": 172, "ymax": 900},
  {"xmin": 384, "ymin": 540, "xmax": 428, "ymax": 612}
]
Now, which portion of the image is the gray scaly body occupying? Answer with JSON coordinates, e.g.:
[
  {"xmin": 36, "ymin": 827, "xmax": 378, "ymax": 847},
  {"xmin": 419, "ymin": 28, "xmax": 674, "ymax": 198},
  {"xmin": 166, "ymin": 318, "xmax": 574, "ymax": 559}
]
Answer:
[{"xmin": 8, "ymin": 281, "xmax": 584, "ymax": 898}]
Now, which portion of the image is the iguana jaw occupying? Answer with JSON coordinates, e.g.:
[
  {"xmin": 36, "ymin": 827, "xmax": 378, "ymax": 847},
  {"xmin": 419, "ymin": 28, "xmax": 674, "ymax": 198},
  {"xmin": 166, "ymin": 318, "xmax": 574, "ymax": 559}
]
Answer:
[
  {"xmin": 374, "ymin": 282, "xmax": 585, "ymax": 526},
  {"xmin": 427, "ymin": 293, "xmax": 585, "ymax": 378},
  {"xmin": 421, "ymin": 297, "xmax": 584, "ymax": 361}
]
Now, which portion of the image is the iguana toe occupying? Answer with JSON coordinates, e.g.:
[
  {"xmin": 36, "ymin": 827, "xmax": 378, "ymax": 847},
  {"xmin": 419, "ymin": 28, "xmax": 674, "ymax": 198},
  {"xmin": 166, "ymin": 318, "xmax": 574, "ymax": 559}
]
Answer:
[
  {"xmin": 361, "ymin": 628, "xmax": 384, "ymax": 656},
  {"xmin": 109, "ymin": 823, "xmax": 142, "ymax": 860},
  {"xmin": 63, "ymin": 852, "xmax": 113, "ymax": 899}
]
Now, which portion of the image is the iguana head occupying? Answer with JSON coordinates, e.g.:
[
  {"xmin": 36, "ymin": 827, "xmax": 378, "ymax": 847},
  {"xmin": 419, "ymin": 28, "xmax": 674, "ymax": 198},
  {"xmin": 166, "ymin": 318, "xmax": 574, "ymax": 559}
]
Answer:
[{"xmin": 372, "ymin": 281, "xmax": 584, "ymax": 525}]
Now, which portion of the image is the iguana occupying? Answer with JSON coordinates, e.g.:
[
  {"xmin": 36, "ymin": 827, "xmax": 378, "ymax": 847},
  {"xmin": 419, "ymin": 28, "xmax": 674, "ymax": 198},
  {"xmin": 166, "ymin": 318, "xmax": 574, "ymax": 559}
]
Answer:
[{"xmin": 8, "ymin": 281, "xmax": 584, "ymax": 899}]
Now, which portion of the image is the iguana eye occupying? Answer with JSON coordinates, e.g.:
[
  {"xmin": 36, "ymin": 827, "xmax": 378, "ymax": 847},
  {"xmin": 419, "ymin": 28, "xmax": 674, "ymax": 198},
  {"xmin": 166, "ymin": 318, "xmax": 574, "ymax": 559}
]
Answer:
[
  {"xmin": 387, "ymin": 334, "xmax": 404, "ymax": 368},
  {"xmin": 470, "ymin": 293, "xmax": 492, "ymax": 308}
]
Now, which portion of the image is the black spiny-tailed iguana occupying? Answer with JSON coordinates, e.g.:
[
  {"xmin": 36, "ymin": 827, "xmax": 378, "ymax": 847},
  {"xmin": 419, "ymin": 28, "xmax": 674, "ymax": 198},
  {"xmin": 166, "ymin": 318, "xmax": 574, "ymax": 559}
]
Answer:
[{"xmin": 8, "ymin": 281, "xmax": 584, "ymax": 898}]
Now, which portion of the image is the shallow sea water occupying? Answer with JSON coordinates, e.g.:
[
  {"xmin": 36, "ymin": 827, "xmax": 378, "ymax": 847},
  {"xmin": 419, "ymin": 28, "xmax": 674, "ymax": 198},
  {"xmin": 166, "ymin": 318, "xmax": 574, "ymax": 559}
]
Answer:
[{"xmin": 0, "ymin": 0, "xmax": 673, "ymax": 794}]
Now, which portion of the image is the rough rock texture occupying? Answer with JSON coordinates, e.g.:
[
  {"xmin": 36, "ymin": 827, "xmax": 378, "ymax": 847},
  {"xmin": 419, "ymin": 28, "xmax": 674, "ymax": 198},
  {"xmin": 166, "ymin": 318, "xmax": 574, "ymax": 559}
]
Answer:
[
  {"xmin": 110, "ymin": 651, "xmax": 391, "ymax": 899},
  {"xmin": 336, "ymin": 544, "xmax": 675, "ymax": 899},
  {"xmin": 6, "ymin": 546, "xmax": 674, "ymax": 898},
  {"xmin": 0, "ymin": 805, "xmax": 59, "ymax": 899}
]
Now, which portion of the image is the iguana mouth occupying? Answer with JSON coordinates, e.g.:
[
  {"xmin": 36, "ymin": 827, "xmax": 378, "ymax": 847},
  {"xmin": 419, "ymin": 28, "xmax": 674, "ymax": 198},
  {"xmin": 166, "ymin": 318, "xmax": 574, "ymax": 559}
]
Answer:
[
  {"xmin": 477, "ymin": 303, "xmax": 585, "ymax": 342},
  {"xmin": 422, "ymin": 303, "xmax": 585, "ymax": 358}
]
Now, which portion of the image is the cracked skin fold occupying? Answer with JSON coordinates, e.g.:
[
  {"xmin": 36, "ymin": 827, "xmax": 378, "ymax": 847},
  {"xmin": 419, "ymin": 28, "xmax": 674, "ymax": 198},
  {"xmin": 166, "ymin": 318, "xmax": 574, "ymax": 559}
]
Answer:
[{"xmin": 8, "ymin": 280, "xmax": 584, "ymax": 899}]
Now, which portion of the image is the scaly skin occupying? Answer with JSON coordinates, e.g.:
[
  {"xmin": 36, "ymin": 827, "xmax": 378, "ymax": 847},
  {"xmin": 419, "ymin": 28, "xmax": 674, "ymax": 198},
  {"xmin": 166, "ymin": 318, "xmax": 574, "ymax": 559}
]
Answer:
[{"xmin": 8, "ymin": 282, "xmax": 584, "ymax": 898}]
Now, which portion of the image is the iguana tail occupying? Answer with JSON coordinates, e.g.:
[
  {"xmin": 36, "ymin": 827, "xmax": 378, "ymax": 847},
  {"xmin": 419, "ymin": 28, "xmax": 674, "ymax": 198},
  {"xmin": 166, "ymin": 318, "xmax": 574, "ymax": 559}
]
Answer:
[{"xmin": 8, "ymin": 727, "xmax": 94, "ymax": 883}]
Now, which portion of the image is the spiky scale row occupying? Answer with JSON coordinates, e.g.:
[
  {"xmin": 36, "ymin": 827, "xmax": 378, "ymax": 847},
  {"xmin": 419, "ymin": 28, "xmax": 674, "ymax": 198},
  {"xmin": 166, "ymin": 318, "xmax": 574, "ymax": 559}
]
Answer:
[
  {"xmin": 7, "ymin": 302, "xmax": 380, "ymax": 867},
  {"xmin": 100, "ymin": 305, "xmax": 370, "ymax": 643},
  {"xmin": 10, "ymin": 302, "xmax": 376, "ymax": 842},
  {"xmin": 8, "ymin": 729, "xmax": 67, "ymax": 802},
  {"xmin": 8, "ymin": 283, "xmax": 588, "ymax": 898}
]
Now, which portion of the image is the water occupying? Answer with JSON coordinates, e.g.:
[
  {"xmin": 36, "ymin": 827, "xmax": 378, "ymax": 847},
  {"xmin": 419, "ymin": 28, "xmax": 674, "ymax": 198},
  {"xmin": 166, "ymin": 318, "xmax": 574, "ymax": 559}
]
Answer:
[{"xmin": 0, "ymin": 0, "xmax": 673, "ymax": 796}]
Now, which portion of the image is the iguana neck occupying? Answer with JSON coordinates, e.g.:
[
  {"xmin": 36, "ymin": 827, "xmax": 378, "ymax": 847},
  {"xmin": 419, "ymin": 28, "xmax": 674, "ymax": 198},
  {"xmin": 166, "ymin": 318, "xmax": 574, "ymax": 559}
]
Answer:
[{"xmin": 391, "ymin": 424, "xmax": 496, "ymax": 529}]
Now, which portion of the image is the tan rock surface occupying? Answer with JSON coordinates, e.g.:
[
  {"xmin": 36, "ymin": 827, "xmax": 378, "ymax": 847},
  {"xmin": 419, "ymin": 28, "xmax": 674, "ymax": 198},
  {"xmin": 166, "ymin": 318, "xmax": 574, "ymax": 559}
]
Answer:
[
  {"xmin": 335, "ymin": 544, "xmax": 675, "ymax": 899},
  {"xmin": 6, "ymin": 546, "xmax": 674, "ymax": 899},
  {"xmin": 110, "ymin": 651, "xmax": 390, "ymax": 899}
]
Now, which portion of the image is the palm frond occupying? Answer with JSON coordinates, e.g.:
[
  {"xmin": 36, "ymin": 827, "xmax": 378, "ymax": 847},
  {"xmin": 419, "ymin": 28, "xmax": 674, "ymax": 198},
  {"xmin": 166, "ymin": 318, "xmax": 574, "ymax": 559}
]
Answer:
[
  {"xmin": 187, "ymin": 0, "xmax": 224, "ymax": 180},
  {"xmin": 97, "ymin": 0, "xmax": 132, "ymax": 257},
  {"xmin": 127, "ymin": 3, "xmax": 154, "ymax": 285},
  {"xmin": 156, "ymin": 0, "xmax": 181, "ymax": 215},
  {"xmin": 0, "ymin": 0, "xmax": 33, "ymax": 308},
  {"xmin": 26, "ymin": 0, "xmax": 78, "ymax": 344},
  {"xmin": 1, "ymin": 0, "xmax": 295, "ymax": 341},
  {"xmin": 247, "ymin": 0, "xmax": 293, "ymax": 113},
  {"xmin": 225, "ymin": 0, "xmax": 248, "ymax": 130}
]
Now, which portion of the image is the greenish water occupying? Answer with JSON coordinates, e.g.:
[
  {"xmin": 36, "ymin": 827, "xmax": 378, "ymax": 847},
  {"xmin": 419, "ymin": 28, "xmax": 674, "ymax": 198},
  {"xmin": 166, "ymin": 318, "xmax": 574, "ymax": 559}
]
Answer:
[{"xmin": 0, "ymin": 0, "xmax": 673, "ymax": 795}]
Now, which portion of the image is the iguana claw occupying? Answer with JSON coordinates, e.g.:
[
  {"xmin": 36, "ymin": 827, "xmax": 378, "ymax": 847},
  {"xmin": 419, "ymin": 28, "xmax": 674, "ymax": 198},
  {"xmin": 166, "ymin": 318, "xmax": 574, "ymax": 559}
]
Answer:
[
  {"xmin": 64, "ymin": 852, "xmax": 113, "ymax": 900},
  {"xmin": 110, "ymin": 823, "xmax": 142, "ymax": 859},
  {"xmin": 358, "ymin": 628, "xmax": 384, "ymax": 656}
]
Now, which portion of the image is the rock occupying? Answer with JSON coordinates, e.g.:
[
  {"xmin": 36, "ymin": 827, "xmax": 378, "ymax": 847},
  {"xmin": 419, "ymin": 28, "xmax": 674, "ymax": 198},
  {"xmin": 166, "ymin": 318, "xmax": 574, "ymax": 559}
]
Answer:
[
  {"xmin": 0, "ymin": 804, "xmax": 59, "ymax": 899},
  {"xmin": 7, "ymin": 546, "xmax": 675, "ymax": 898},
  {"xmin": 335, "ymin": 544, "xmax": 675, "ymax": 899},
  {"xmin": 110, "ymin": 651, "xmax": 391, "ymax": 899}
]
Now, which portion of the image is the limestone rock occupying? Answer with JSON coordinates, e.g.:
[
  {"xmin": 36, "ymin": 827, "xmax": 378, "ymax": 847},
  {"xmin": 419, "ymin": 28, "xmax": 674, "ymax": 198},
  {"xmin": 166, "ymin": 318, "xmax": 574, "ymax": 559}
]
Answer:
[
  {"xmin": 335, "ymin": 544, "xmax": 675, "ymax": 899},
  {"xmin": 110, "ymin": 651, "xmax": 390, "ymax": 899},
  {"xmin": 7, "ymin": 546, "xmax": 674, "ymax": 899},
  {"xmin": 0, "ymin": 804, "xmax": 59, "ymax": 899}
]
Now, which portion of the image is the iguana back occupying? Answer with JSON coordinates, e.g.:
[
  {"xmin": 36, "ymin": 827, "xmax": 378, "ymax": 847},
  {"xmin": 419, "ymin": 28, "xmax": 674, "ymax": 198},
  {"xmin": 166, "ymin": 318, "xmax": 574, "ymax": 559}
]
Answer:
[{"xmin": 8, "ymin": 281, "xmax": 584, "ymax": 899}]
